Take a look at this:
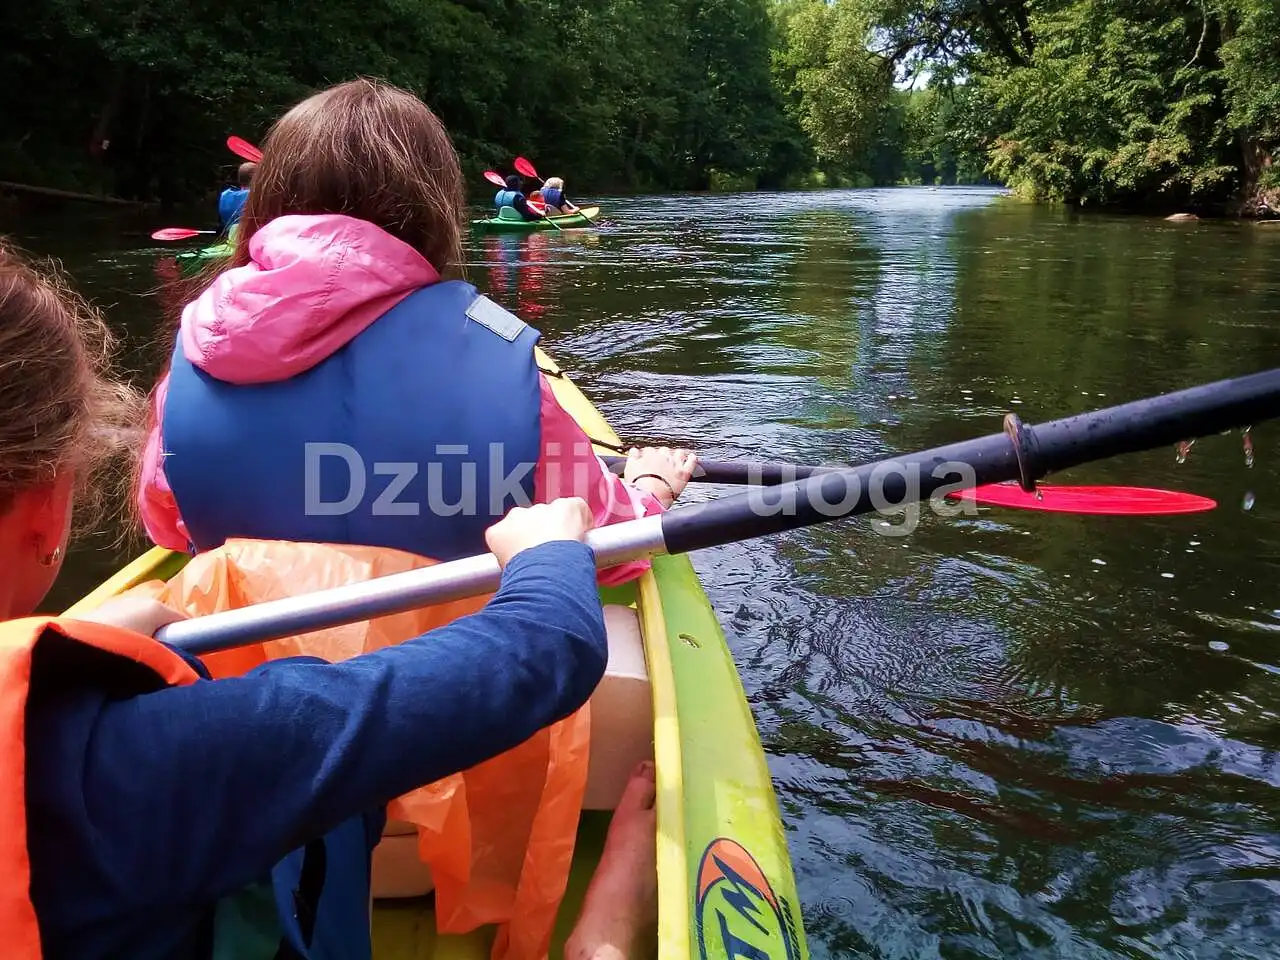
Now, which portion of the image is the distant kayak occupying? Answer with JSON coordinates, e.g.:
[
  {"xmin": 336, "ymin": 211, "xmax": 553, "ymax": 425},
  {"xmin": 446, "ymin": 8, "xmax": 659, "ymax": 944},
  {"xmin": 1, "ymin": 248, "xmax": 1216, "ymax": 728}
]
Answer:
[
  {"xmin": 175, "ymin": 238, "xmax": 232, "ymax": 275},
  {"xmin": 472, "ymin": 205, "xmax": 600, "ymax": 233},
  {"xmin": 173, "ymin": 222, "xmax": 237, "ymax": 275}
]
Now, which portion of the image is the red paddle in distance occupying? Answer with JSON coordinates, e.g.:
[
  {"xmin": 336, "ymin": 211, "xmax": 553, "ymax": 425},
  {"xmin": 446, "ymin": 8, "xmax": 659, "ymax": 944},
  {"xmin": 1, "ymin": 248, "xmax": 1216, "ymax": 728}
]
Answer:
[
  {"xmin": 516, "ymin": 156, "xmax": 583, "ymax": 219},
  {"xmin": 486, "ymin": 169, "xmax": 541, "ymax": 202},
  {"xmin": 514, "ymin": 156, "xmax": 544, "ymax": 184},
  {"xmin": 152, "ymin": 227, "xmax": 216, "ymax": 241},
  {"xmin": 227, "ymin": 136, "xmax": 263, "ymax": 163}
]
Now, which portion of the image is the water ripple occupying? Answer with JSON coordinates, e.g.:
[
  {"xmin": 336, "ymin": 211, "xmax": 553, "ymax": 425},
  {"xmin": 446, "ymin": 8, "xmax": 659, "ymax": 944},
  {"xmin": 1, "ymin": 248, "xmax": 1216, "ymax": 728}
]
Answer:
[{"xmin": 19, "ymin": 187, "xmax": 1280, "ymax": 960}]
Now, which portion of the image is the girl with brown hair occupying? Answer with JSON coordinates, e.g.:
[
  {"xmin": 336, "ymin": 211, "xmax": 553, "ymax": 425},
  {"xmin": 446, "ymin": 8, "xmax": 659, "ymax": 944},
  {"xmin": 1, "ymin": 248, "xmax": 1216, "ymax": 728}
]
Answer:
[
  {"xmin": 0, "ymin": 240, "xmax": 650, "ymax": 957},
  {"xmin": 137, "ymin": 78, "xmax": 695, "ymax": 568},
  {"xmin": 130, "ymin": 78, "xmax": 666, "ymax": 957}
]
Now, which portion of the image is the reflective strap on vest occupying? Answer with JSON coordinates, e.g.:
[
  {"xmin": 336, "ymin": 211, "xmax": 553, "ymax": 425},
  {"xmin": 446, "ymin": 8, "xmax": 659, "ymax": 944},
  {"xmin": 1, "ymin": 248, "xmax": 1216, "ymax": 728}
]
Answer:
[{"xmin": 161, "ymin": 281, "xmax": 542, "ymax": 560}]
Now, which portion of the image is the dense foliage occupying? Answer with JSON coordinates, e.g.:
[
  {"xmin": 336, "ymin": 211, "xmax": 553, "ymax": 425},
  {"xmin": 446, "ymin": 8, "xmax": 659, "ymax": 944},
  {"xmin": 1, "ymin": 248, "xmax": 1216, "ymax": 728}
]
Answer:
[
  {"xmin": 0, "ymin": 0, "xmax": 978, "ymax": 203},
  {"xmin": 811, "ymin": 0, "xmax": 1280, "ymax": 211},
  {"xmin": 0, "ymin": 0, "xmax": 806, "ymax": 201},
  {"xmin": 3, "ymin": 0, "xmax": 1277, "ymax": 209}
]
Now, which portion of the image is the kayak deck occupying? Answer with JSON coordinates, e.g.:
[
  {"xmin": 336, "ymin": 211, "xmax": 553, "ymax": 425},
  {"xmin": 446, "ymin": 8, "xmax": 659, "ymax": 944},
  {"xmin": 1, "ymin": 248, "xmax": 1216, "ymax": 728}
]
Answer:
[
  {"xmin": 471, "ymin": 206, "xmax": 600, "ymax": 233},
  {"xmin": 64, "ymin": 346, "xmax": 806, "ymax": 959}
]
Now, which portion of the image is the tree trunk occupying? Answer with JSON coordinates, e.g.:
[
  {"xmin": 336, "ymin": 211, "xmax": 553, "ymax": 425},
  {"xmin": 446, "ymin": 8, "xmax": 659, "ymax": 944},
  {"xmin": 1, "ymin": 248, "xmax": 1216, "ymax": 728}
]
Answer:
[
  {"xmin": 89, "ymin": 65, "xmax": 127, "ymax": 159},
  {"xmin": 1237, "ymin": 137, "xmax": 1277, "ymax": 217},
  {"xmin": 625, "ymin": 115, "xmax": 647, "ymax": 187}
]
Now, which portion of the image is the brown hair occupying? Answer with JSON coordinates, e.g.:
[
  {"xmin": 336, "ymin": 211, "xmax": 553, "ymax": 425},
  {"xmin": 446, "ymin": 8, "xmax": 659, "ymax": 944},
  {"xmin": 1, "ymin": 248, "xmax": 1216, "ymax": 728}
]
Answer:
[
  {"xmin": 0, "ymin": 240, "xmax": 142, "ymax": 523},
  {"xmin": 141, "ymin": 79, "xmax": 466, "ymax": 528},
  {"xmin": 225, "ymin": 78, "xmax": 464, "ymax": 274},
  {"xmin": 238, "ymin": 161, "xmax": 257, "ymax": 187}
]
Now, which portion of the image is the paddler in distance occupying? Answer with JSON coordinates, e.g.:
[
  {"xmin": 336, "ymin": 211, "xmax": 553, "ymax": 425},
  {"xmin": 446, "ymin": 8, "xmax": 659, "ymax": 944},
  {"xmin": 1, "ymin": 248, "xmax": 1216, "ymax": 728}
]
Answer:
[
  {"xmin": 540, "ymin": 175, "xmax": 580, "ymax": 215},
  {"xmin": 494, "ymin": 172, "xmax": 542, "ymax": 220},
  {"xmin": 218, "ymin": 160, "xmax": 255, "ymax": 231}
]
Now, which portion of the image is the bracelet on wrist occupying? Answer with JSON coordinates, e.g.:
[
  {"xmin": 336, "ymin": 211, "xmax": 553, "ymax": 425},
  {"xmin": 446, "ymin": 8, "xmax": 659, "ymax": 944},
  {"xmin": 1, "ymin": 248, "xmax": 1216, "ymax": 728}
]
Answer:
[{"xmin": 630, "ymin": 473, "xmax": 677, "ymax": 498}]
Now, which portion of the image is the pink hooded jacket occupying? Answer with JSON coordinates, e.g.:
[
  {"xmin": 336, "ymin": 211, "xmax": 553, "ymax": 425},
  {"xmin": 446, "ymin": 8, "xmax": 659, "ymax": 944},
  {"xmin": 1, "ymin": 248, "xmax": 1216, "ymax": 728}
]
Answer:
[{"xmin": 138, "ymin": 214, "xmax": 662, "ymax": 582}]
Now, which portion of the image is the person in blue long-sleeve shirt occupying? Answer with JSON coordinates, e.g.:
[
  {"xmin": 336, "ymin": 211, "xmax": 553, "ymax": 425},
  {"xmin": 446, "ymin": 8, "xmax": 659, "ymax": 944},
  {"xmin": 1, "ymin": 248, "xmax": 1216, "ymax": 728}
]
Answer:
[{"xmin": 20, "ymin": 507, "xmax": 656, "ymax": 957}]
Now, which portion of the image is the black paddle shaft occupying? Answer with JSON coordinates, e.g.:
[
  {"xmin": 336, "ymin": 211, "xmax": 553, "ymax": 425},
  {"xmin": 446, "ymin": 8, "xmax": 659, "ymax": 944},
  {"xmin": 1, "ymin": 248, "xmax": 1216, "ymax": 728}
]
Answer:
[
  {"xmin": 603, "ymin": 456, "xmax": 831, "ymax": 485},
  {"xmin": 654, "ymin": 367, "xmax": 1280, "ymax": 555},
  {"xmin": 157, "ymin": 367, "xmax": 1280, "ymax": 654},
  {"xmin": 605, "ymin": 368, "xmax": 1280, "ymax": 488}
]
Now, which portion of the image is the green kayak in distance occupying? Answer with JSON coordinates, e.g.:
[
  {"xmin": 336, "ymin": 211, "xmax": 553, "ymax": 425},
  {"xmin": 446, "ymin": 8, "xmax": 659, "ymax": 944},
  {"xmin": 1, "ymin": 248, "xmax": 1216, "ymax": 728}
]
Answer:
[
  {"xmin": 176, "ymin": 240, "xmax": 232, "ymax": 272},
  {"xmin": 175, "ymin": 224, "xmax": 237, "ymax": 275},
  {"xmin": 472, "ymin": 205, "xmax": 601, "ymax": 233}
]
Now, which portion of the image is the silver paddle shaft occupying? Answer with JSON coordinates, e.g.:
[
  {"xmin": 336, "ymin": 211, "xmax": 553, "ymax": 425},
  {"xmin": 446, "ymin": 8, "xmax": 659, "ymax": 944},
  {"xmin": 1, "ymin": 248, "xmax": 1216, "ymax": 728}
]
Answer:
[{"xmin": 154, "ymin": 516, "xmax": 668, "ymax": 655}]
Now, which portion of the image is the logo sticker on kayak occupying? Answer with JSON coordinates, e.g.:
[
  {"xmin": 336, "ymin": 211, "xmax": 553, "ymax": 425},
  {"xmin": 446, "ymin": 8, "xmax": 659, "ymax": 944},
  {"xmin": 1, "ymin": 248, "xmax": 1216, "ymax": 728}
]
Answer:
[{"xmin": 694, "ymin": 838, "xmax": 802, "ymax": 960}]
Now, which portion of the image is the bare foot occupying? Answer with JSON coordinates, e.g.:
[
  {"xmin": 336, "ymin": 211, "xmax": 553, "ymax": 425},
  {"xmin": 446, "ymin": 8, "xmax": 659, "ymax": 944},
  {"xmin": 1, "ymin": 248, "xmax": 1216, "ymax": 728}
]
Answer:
[{"xmin": 565, "ymin": 761, "xmax": 658, "ymax": 960}]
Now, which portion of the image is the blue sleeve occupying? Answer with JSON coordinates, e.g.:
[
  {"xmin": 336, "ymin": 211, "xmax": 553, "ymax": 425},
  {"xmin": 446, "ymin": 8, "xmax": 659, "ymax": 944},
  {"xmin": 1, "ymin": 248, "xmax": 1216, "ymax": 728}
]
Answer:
[
  {"xmin": 32, "ymin": 540, "xmax": 606, "ymax": 909},
  {"xmin": 218, "ymin": 188, "xmax": 247, "ymax": 228}
]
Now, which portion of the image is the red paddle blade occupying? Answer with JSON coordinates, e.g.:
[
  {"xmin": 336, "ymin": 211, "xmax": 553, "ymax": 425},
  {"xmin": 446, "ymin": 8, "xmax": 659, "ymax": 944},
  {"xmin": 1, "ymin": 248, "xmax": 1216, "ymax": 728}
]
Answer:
[
  {"xmin": 514, "ymin": 156, "xmax": 538, "ymax": 179},
  {"xmin": 151, "ymin": 227, "xmax": 214, "ymax": 241},
  {"xmin": 948, "ymin": 483, "xmax": 1216, "ymax": 515},
  {"xmin": 226, "ymin": 136, "xmax": 262, "ymax": 163},
  {"xmin": 483, "ymin": 170, "xmax": 506, "ymax": 187}
]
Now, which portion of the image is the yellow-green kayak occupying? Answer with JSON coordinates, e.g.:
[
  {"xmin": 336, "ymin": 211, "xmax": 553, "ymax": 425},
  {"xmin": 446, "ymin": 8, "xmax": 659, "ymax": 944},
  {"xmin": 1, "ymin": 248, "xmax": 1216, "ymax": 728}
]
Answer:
[
  {"xmin": 471, "ymin": 206, "xmax": 601, "ymax": 233},
  {"xmin": 64, "ymin": 348, "xmax": 806, "ymax": 960},
  {"xmin": 174, "ymin": 223, "xmax": 237, "ymax": 275}
]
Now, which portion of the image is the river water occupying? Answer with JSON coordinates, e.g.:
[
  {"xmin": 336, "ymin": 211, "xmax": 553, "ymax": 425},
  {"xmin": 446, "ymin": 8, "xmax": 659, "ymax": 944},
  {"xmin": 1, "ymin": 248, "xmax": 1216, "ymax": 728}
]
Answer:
[{"xmin": 7, "ymin": 188, "xmax": 1280, "ymax": 958}]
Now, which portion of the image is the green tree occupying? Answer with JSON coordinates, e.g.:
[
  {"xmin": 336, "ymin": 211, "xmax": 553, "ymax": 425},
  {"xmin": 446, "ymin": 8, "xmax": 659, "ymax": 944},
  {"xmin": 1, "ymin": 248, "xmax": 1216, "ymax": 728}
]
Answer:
[
  {"xmin": 983, "ymin": 0, "xmax": 1236, "ymax": 207},
  {"xmin": 774, "ymin": 0, "xmax": 895, "ymax": 180},
  {"xmin": 1219, "ymin": 0, "xmax": 1280, "ymax": 206},
  {"xmin": 9, "ymin": 0, "xmax": 1280, "ymax": 211},
  {"xmin": 818, "ymin": 0, "xmax": 1280, "ymax": 211},
  {"xmin": 0, "ymin": 0, "xmax": 808, "ymax": 200}
]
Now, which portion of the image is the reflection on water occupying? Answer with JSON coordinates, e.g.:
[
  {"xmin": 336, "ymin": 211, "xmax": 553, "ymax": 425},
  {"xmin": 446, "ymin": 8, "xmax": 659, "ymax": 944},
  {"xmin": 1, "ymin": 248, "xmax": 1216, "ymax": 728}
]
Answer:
[{"xmin": 8, "ymin": 187, "xmax": 1280, "ymax": 958}]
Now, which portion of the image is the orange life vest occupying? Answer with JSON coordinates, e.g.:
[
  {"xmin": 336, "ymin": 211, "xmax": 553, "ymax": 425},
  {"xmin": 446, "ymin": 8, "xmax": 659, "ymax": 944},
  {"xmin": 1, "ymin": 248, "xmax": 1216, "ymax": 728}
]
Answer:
[
  {"xmin": 133, "ymin": 538, "xmax": 591, "ymax": 960},
  {"xmin": 0, "ymin": 616, "xmax": 200, "ymax": 957}
]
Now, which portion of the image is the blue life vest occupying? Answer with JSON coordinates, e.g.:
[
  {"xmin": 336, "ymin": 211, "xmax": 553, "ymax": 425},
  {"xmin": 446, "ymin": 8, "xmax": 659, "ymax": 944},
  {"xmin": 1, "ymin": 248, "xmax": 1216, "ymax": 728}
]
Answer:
[
  {"xmin": 493, "ymin": 189, "xmax": 521, "ymax": 209},
  {"xmin": 219, "ymin": 187, "xmax": 249, "ymax": 229},
  {"xmin": 541, "ymin": 186, "xmax": 565, "ymax": 209},
  {"xmin": 161, "ymin": 281, "xmax": 542, "ymax": 559}
]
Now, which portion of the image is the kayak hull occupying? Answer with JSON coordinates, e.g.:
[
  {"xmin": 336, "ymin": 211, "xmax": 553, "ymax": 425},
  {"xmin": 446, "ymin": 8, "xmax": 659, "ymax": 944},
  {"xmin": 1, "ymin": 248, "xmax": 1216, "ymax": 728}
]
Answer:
[
  {"xmin": 471, "ymin": 206, "xmax": 601, "ymax": 233},
  {"xmin": 175, "ymin": 240, "xmax": 232, "ymax": 277},
  {"xmin": 65, "ymin": 346, "xmax": 806, "ymax": 960},
  {"xmin": 174, "ymin": 222, "xmax": 238, "ymax": 276}
]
